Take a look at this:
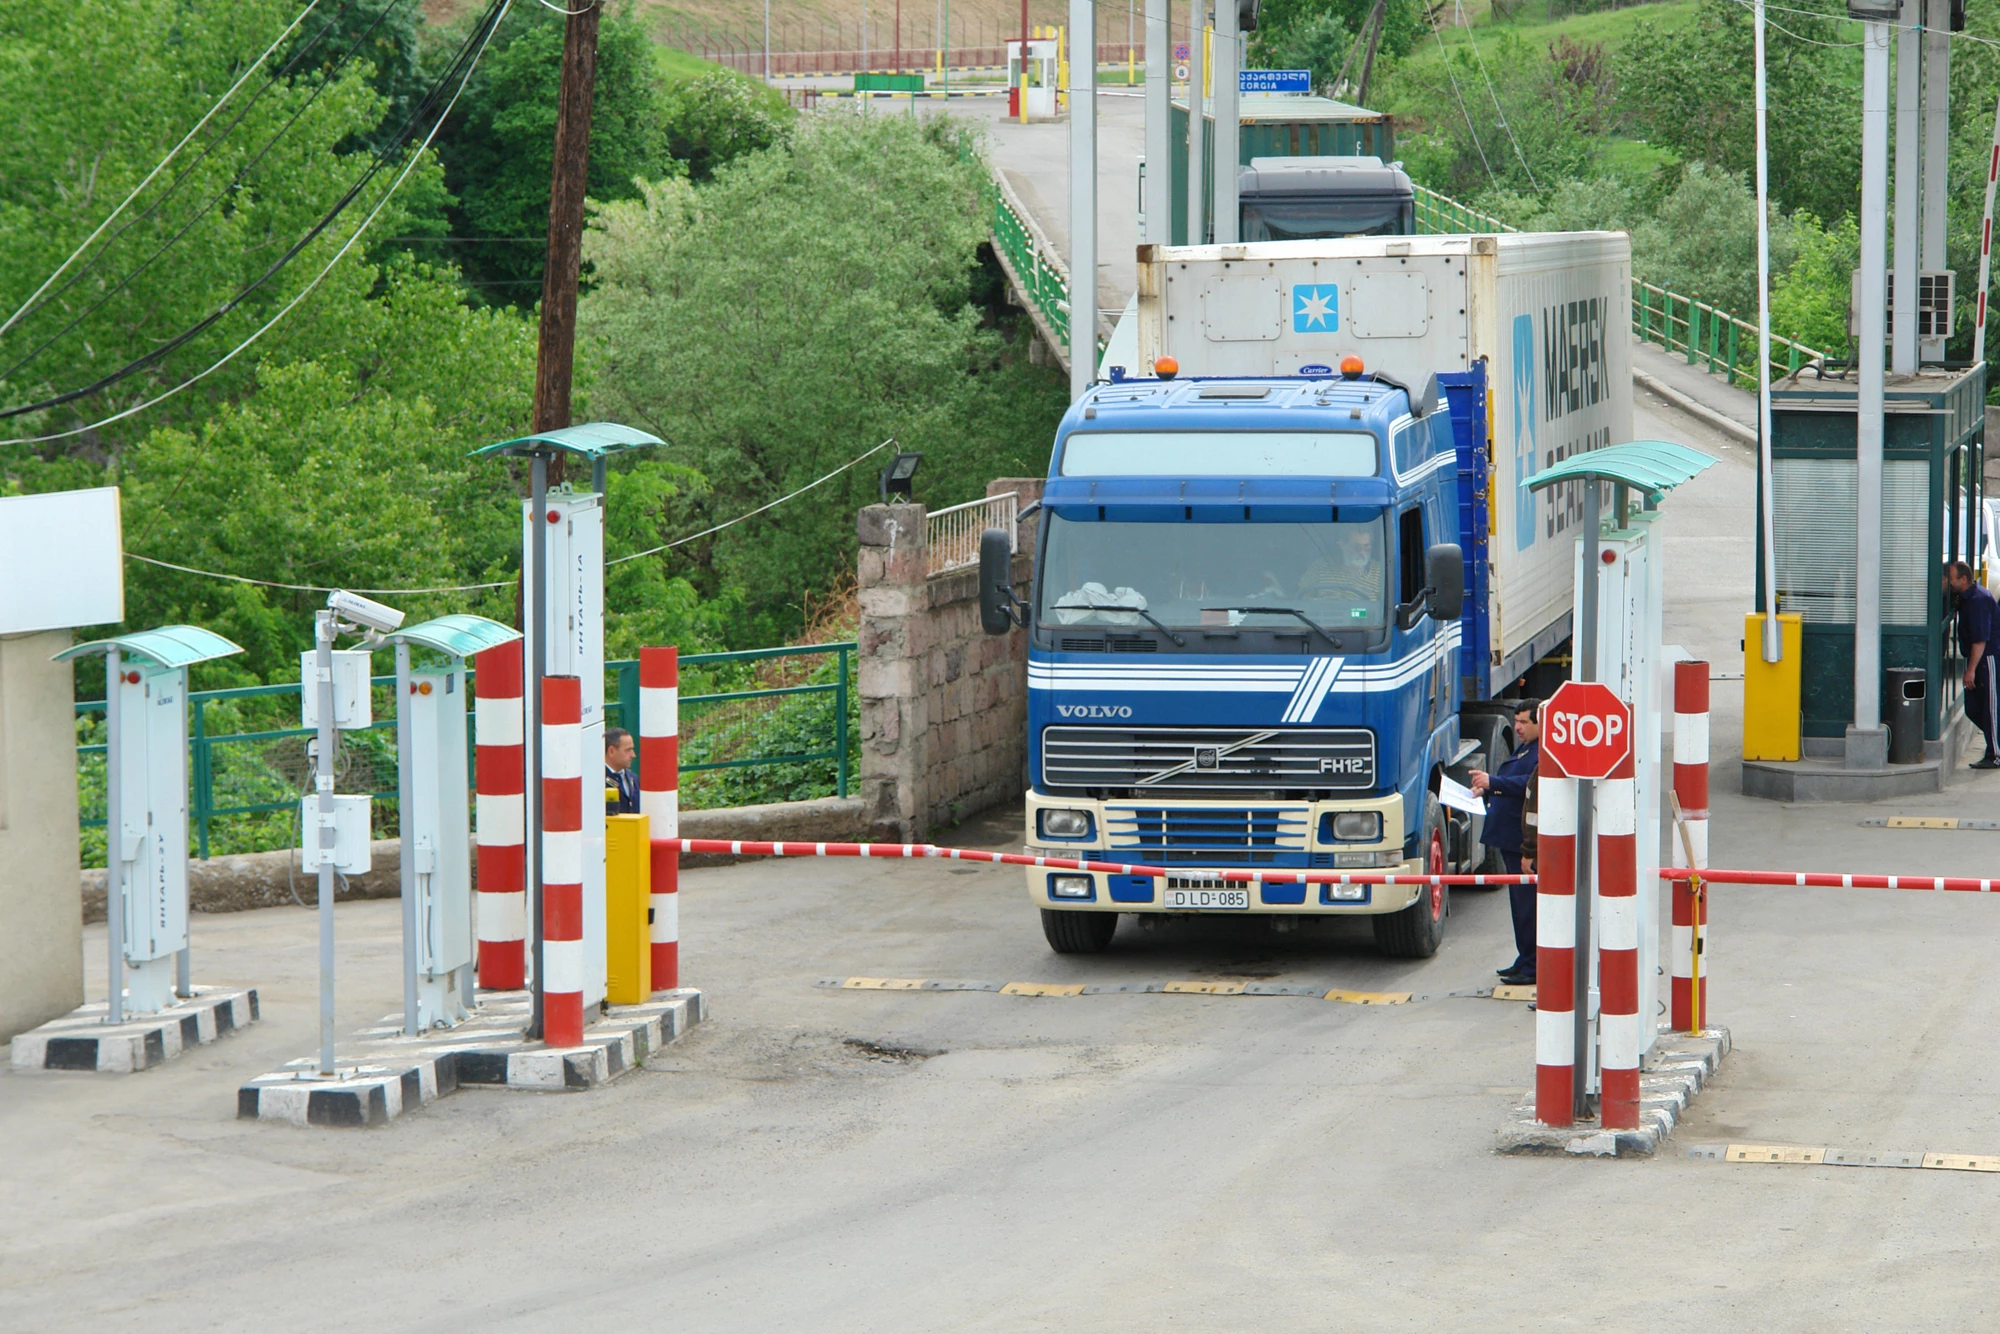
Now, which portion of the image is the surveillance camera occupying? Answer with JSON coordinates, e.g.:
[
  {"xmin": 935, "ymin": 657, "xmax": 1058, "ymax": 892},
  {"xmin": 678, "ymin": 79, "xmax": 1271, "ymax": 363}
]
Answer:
[{"xmin": 326, "ymin": 589, "xmax": 405, "ymax": 634}]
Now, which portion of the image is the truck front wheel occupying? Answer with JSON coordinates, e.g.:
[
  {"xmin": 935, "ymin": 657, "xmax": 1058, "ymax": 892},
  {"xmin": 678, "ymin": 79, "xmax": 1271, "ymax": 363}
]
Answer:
[
  {"xmin": 1041, "ymin": 909, "xmax": 1118, "ymax": 954},
  {"xmin": 1372, "ymin": 793, "xmax": 1449, "ymax": 958}
]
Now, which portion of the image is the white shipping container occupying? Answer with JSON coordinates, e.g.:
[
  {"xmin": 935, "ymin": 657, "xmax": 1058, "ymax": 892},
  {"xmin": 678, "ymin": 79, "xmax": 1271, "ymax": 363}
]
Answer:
[{"xmin": 1130, "ymin": 232, "xmax": 1634, "ymax": 685}]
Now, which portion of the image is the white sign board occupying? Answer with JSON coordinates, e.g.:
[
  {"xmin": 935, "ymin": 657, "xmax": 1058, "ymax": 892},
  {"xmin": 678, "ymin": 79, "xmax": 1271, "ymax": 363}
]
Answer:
[{"xmin": 0, "ymin": 487, "xmax": 124, "ymax": 635}]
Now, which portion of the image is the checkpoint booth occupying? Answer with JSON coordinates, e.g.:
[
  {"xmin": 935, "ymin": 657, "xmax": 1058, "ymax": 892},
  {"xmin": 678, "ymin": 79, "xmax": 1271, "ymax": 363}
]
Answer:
[
  {"xmin": 56, "ymin": 625, "xmax": 244, "ymax": 1018},
  {"xmin": 1007, "ymin": 33, "xmax": 1060, "ymax": 120}
]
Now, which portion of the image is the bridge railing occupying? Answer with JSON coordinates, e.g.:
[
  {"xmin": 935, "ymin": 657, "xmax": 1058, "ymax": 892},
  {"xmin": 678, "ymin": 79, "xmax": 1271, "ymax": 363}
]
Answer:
[
  {"xmin": 990, "ymin": 173, "xmax": 1071, "ymax": 357},
  {"xmin": 1410, "ymin": 182, "xmax": 1829, "ymax": 389}
]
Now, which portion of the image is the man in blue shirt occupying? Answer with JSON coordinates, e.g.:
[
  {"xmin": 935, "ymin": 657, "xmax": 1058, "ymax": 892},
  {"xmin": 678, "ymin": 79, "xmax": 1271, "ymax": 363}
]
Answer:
[
  {"xmin": 1947, "ymin": 561, "xmax": 1999, "ymax": 769},
  {"xmin": 1470, "ymin": 699, "xmax": 1541, "ymax": 986}
]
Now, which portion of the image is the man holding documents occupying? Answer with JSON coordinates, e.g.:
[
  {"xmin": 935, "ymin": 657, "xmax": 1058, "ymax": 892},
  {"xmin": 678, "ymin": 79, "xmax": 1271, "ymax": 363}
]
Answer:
[{"xmin": 1469, "ymin": 699, "xmax": 1541, "ymax": 987}]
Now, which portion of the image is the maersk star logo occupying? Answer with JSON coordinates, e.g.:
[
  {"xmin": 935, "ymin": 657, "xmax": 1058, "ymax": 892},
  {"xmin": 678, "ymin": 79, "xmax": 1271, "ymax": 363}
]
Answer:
[{"xmin": 1293, "ymin": 284, "xmax": 1339, "ymax": 333}]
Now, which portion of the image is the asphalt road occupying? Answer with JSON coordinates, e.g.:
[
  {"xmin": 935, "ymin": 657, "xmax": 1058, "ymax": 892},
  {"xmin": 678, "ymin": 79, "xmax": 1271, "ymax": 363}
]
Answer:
[{"xmin": 6, "ymin": 393, "xmax": 2000, "ymax": 1328}]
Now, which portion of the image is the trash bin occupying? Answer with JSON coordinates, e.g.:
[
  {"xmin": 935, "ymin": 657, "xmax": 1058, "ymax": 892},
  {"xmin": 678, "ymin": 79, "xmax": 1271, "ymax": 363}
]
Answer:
[{"xmin": 1885, "ymin": 667, "xmax": 1926, "ymax": 765}]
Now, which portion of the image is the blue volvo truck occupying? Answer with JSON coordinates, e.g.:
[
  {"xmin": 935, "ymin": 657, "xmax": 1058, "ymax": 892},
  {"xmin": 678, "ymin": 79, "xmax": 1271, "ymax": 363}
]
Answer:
[{"xmin": 980, "ymin": 232, "xmax": 1633, "ymax": 956}]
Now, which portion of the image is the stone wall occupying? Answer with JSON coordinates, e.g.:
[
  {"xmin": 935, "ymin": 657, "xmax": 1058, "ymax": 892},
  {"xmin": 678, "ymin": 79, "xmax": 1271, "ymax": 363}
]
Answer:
[{"xmin": 858, "ymin": 478, "xmax": 1043, "ymax": 841}]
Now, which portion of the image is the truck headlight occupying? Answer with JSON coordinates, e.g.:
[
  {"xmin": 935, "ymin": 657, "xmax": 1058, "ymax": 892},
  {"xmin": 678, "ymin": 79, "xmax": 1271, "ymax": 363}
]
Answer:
[
  {"xmin": 1322, "ymin": 811, "xmax": 1383, "ymax": 842},
  {"xmin": 1049, "ymin": 874, "xmax": 1094, "ymax": 899},
  {"xmin": 1039, "ymin": 808, "xmax": 1094, "ymax": 840},
  {"xmin": 1325, "ymin": 883, "xmax": 1368, "ymax": 901}
]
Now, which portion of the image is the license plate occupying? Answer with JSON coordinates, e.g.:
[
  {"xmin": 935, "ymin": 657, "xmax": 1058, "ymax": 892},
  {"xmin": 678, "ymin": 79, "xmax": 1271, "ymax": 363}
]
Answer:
[{"xmin": 1162, "ymin": 886, "xmax": 1250, "ymax": 910}]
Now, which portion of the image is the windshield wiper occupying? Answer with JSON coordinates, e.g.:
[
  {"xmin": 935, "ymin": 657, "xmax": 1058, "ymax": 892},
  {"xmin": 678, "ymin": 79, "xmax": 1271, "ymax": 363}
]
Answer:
[
  {"xmin": 1052, "ymin": 598, "xmax": 1187, "ymax": 646},
  {"xmin": 1202, "ymin": 606, "xmax": 1342, "ymax": 647}
]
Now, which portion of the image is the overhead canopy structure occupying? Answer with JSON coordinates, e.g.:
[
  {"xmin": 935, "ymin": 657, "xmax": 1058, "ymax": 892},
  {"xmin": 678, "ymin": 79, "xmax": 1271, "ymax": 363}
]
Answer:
[
  {"xmin": 468, "ymin": 421, "xmax": 664, "ymax": 461},
  {"xmin": 55, "ymin": 624, "xmax": 242, "ymax": 668},
  {"xmin": 387, "ymin": 614, "xmax": 520, "ymax": 661},
  {"xmin": 1520, "ymin": 440, "xmax": 1718, "ymax": 502}
]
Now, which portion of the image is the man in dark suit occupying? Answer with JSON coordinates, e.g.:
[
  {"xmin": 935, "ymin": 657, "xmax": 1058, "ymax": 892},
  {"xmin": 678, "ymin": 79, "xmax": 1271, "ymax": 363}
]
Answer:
[
  {"xmin": 605, "ymin": 727, "xmax": 640, "ymax": 815},
  {"xmin": 1469, "ymin": 699, "xmax": 1541, "ymax": 986}
]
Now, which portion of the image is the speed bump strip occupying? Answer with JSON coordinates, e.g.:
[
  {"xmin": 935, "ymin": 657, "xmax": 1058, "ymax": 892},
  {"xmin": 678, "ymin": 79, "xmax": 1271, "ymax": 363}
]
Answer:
[
  {"xmin": 1322, "ymin": 989, "xmax": 1411, "ymax": 1005},
  {"xmin": 816, "ymin": 977, "xmax": 1413, "ymax": 1004},
  {"xmin": 1686, "ymin": 1144, "xmax": 2000, "ymax": 1173},
  {"xmin": 1864, "ymin": 816, "xmax": 2000, "ymax": 831},
  {"xmin": 1491, "ymin": 984, "xmax": 1537, "ymax": 1003}
]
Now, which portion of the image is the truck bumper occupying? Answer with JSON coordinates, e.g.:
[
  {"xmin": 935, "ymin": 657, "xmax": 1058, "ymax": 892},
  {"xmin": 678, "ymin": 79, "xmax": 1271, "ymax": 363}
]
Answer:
[{"xmin": 1024, "ymin": 791, "xmax": 1420, "ymax": 916}]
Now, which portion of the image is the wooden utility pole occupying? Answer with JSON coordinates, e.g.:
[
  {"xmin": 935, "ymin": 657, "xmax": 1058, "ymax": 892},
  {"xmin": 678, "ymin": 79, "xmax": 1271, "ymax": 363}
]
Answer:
[{"xmin": 532, "ymin": 0, "xmax": 604, "ymax": 483}]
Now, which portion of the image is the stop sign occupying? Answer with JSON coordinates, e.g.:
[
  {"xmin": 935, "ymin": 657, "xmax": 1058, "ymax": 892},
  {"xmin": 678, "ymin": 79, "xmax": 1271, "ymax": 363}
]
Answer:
[{"xmin": 1542, "ymin": 681, "xmax": 1632, "ymax": 779}]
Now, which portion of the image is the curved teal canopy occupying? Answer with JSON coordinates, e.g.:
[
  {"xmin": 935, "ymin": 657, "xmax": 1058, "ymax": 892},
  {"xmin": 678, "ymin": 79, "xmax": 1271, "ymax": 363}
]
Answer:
[
  {"xmin": 55, "ymin": 625, "xmax": 243, "ymax": 669},
  {"xmin": 469, "ymin": 421, "xmax": 664, "ymax": 460},
  {"xmin": 388, "ymin": 614, "xmax": 520, "ymax": 660},
  {"xmin": 1519, "ymin": 439, "xmax": 1717, "ymax": 499}
]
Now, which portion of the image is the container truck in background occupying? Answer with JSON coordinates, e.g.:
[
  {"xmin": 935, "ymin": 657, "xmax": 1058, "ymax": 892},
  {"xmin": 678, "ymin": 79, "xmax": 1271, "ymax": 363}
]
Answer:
[{"xmin": 983, "ymin": 232, "xmax": 1632, "ymax": 957}]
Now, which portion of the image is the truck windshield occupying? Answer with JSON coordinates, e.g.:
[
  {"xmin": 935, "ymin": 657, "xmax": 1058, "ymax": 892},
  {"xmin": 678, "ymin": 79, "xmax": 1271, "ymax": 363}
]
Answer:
[
  {"xmin": 1060, "ymin": 430, "xmax": 1378, "ymax": 477},
  {"xmin": 1240, "ymin": 198, "xmax": 1415, "ymax": 241},
  {"xmin": 1040, "ymin": 513, "xmax": 1390, "ymax": 632}
]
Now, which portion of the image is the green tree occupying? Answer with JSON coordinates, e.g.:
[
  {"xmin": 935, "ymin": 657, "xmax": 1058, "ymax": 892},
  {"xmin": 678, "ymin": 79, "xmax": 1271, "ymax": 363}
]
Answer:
[
  {"xmin": 433, "ymin": 6, "xmax": 677, "ymax": 302},
  {"xmin": 1630, "ymin": 164, "xmax": 1796, "ymax": 319},
  {"xmin": 578, "ymin": 112, "xmax": 1068, "ymax": 643},
  {"xmin": 1249, "ymin": 0, "xmax": 1425, "ymax": 82},
  {"xmin": 661, "ymin": 72, "xmax": 794, "ymax": 183},
  {"xmin": 1617, "ymin": 0, "xmax": 1859, "ymax": 224},
  {"xmin": 1393, "ymin": 33, "xmax": 1611, "ymax": 198},
  {"xmin": 1770, "ymin": 211, "xmax": 1858, "ymax": 353}
]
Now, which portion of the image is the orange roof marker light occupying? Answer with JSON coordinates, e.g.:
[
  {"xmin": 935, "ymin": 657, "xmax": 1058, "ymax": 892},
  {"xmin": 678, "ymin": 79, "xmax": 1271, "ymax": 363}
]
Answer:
[
  {"xmin": 1340, "ymin": 355, "xmax": 1366, "ymax": 379},
  {"xmin": 1153, "ymin": 355, "xmax": 1179, "ymax": 379}
]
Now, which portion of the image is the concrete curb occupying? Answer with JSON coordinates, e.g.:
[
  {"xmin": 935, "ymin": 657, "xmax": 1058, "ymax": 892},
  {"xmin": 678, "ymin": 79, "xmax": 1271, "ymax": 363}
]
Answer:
[
  {"xmin": 1632, "ymin": 368, "xmax": 1756, "ymax": 446},
  {"xmin": 1495, "ymin": 1025, "xmax": 1732, "ymax": 1157},
  {"xmin": 11, "ymin": 987, "xmax": 258, "ymax": 1073}
]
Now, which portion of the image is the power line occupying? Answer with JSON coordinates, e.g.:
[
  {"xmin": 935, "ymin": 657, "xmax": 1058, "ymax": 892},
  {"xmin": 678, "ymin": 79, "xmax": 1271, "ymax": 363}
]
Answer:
[
  {"xmin": 1457, "ymin": 0, "xmax": 1537, "ymax": 192},
  {"xmin": 1429, "ymin": 8, "xmax": 1498, "ymax": 193},
  {"xmin": 125, "ymin": 437, "xmax": 898, "ymax": 593},
  {"xmin": 0, "ymin": 0, "xmax": 511, "ymax": 432},
  {"xmin": 606, "ymin": 438, "xmax": 897, "ymax": 565},
  {"xmin": 0, "ymin": 0, "xmax": 408, "ymax": 387},
  {"xmin": 0, "ymin": 0, "xmax": 328, "ymax": 342},
  {"xmin": 1, "ymin": 0, "xmax": 516, "ymax": 446}
]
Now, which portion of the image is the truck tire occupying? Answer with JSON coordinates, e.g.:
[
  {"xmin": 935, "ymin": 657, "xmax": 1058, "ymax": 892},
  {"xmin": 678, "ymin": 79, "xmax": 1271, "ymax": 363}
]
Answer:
[
  {"xmin": 1373, "ymin": 793, "xmax": 1448, "ymax": 958},
  {"xmin": 1041, "ymin": 909, "xmax": 1118, "ymax": 954}
]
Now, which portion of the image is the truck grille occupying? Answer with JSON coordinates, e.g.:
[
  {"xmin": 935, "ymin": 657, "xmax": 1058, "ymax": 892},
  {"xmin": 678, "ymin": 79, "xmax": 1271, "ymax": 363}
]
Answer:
[
  {"xmin": 1105, "ymin": 806, "xmax": 1312, "ymax": 865},
  {"xmin": 1040, "ymin": 726, "xmax": 1376, "ymax": 793}
]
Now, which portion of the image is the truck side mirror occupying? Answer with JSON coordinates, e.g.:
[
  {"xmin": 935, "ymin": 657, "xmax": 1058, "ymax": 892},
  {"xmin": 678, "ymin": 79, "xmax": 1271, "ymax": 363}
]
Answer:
[
  {"xmin": 979, "ymin": 527, "xmax": 1024, "ymax": 634},
  {"xmin": 1425, "ymin": 543, "xmax": 1465, "ymax": 621}
]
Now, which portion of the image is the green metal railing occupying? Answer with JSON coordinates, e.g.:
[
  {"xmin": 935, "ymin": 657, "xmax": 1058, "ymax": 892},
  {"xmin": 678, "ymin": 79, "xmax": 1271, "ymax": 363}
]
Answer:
[
  {"xmin": 1411, "ymin": 183, "xmax": 1518, "ymax": 236},
  {"xmin": 1631, "ymin": 279, "xmax": 1827, "ymax": 390},
  {"xmin": 76, "ymin": 641, "xmax": 857, "ymax": 863},
  {"xmin": 991, "ymin": 180, "xmax": 1071, "ymax": 352}
]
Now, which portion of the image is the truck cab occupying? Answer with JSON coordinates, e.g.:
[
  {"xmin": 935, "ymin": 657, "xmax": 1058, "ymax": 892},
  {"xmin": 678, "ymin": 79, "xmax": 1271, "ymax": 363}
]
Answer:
[
  {"xmin": 989, "ymin": 367, "xmax": 1475, "ymax": 957},
  {"xmin": 1237, "ymin": 156, "xmax": 1415, "ymax": 241}
]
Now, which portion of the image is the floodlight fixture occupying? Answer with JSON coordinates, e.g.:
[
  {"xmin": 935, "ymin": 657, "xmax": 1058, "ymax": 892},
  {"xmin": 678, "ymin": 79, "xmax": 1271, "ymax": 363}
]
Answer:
[{"xmin": 880, "ymin": 451, "xmax": 924, "ymax": 502}]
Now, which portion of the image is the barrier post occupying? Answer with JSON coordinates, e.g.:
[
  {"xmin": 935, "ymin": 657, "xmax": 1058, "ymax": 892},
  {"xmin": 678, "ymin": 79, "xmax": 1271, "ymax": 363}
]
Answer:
[
  {"xmin": 474, "ymin": 641, "xmax": 527, "ymax": 990},
  {"xmin": 1596, "ymin": 746, "xmax": 1640, "ymax": 1130},
  {"xmin": 1535, "ymin": 760, "xmax": 1579, "ymax": 1126},
  {"xmin": 541, "ymin": 676, "xmax": 585, "ymax": 1046},
  {"xmin": 640, "ymin": 647, "xmax": 680, "ymax": 990},
  {"xmin": 1673, "ymin": 660, "xmax": 1711, "ymax": 1032}
]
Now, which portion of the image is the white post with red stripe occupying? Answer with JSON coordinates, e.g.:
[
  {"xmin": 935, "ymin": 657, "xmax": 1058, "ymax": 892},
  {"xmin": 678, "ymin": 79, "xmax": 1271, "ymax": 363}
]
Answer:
[
  {"xmin": 1535, "ymin": 759, "xmax": 1579, "ymax": 1127},
  {"xmin": 1595, "ymin": 746, "xmax": 1640, "ymax": 1130},
  {"xmin": 474, "ymin": 641, "xmax": 527, "ymax": 990},
  {"xmin": 541, "ymin": 676, "xmax": 586, "ymax": 1047},
  {"xmin": 1975, "ymin": 95, "xmax": 2000, "ymax": 369},
  {"xmin": 1673, "ymin": 660, "xmax": 1711, "ymax": 1033},
  {"xmin": 640, "ymin": 647, "xmax": 680, "ymax": 990}
]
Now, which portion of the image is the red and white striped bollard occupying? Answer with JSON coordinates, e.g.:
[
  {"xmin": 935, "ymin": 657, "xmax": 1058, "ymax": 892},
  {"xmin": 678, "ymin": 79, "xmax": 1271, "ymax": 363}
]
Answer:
[
  {"xmin": 640, "ymin": 647, "xmax": 680, "ymax": 990},
  {"xmin": 1595, "ymin": 745, "xmax": 1640, "ymax": 1130},
  {"xmin": 474, "ymin": 641, "xmax": 526, "ymax": 990},
  {"xmin": 1673, "ymin": 660, "xmax": 1711, "ymax": 1033},
  {"xmin": 1535, "ymin": 758, "xmax": 1579, "ymax": 1126},
  {"xmin": 541, "ymin": 676, "xmax": 585, "ymax": 1046}
]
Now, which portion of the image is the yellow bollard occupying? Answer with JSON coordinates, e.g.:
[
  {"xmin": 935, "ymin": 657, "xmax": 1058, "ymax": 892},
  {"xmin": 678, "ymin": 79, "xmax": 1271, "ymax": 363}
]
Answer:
[
  {"xmin": 1742, "ymin": 612, "xmax": 1803, "ymax": 761},
  {"xmin": 605, "ymin": 813, "xmax": 652, "ymax": 1005}
]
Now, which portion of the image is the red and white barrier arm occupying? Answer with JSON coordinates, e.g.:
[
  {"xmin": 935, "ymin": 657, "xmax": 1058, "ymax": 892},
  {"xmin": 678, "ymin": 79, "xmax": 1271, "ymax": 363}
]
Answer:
[
  {"xmin": 668, "ymin": 839, "xmax": 1532, "ymax": 885},
  {"xmin": 1663, "ymin": 869, "xmax": 2000, "ymax": 892}
]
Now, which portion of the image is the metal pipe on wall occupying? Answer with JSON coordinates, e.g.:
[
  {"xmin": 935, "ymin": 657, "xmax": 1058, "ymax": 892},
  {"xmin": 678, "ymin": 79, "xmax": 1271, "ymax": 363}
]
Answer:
[
  {"xmin": 1144, "ymin": 0, "xmax": 1170, "ymax": 244},
  {"xmin": 1070, "ymin": 0, "xmax": 1099, "ymax": 396},
  {"xmin": 1856, "ymin": 16, "xmax": 1891, "ymax": 744},
  {"xmin": 1921, "ymin": 0, "xmax": 1950, "ymax": 365},
  {"xmin": 1212, "ymin": 0, "xmax": 1239, "ymax": 243}
]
